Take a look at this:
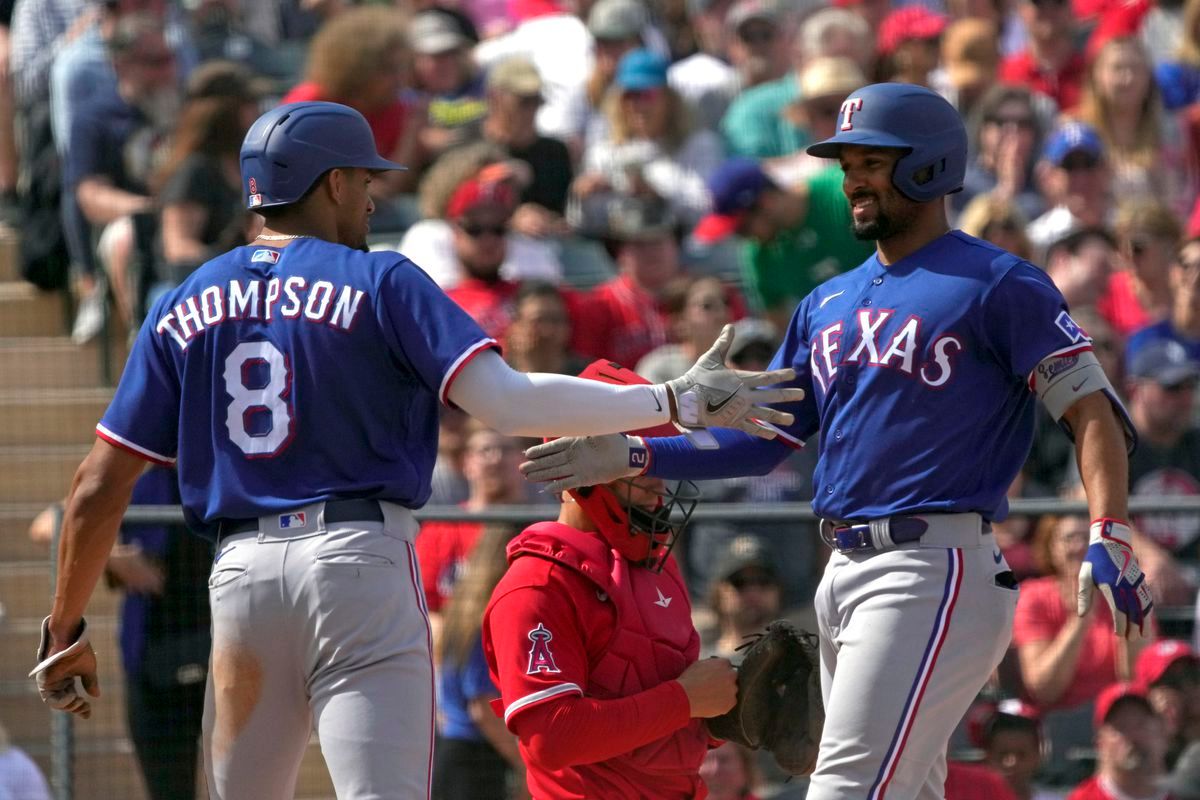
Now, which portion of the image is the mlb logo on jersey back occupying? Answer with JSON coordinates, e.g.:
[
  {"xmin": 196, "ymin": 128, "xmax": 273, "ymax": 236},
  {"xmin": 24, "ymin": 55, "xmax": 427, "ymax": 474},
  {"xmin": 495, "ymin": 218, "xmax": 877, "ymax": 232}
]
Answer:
[
  {"xmin": 279, "ymin": 512, "xmax": 307, "ymax": 529},
  {"xmin": 251, "ymin": 249, "xmax": 280, "ymax": 264},
  {"xmin": 1055, "ymin": 310, "xmax": 1088, "ymax": 343}
]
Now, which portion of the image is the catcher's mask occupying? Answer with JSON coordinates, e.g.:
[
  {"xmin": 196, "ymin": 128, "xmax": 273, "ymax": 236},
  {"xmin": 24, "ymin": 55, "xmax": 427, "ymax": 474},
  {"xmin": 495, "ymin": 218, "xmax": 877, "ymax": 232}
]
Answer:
[{"xmin": 564, "ymin": 360, "xmax": 701, "ymax": 572}]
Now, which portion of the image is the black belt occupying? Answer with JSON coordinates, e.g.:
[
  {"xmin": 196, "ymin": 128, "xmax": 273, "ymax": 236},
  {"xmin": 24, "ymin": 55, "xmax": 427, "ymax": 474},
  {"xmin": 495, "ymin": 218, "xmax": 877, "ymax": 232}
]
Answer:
[
  {"xmin": 217, "ymin": 499, "xmax": 385, "ymax": 542},
  {"xmin": 820, "ymin": 515, "xmax": 930, "ymax": 553}
]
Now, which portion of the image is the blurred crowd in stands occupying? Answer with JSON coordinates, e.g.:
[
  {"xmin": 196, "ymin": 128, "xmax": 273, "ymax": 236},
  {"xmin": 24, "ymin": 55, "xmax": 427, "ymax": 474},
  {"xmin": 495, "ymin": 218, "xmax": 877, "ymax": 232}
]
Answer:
[{"xmin": 6, "ymin": 0, "xmax": 1200, "ymax": 797}]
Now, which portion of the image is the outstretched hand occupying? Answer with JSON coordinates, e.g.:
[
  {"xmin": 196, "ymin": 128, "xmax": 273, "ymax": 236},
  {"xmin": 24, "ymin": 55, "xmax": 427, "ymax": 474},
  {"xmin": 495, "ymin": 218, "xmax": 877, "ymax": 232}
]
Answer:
[{"xmin": 663, "ymin": 325, "xmax": 805, "ymax": 438}]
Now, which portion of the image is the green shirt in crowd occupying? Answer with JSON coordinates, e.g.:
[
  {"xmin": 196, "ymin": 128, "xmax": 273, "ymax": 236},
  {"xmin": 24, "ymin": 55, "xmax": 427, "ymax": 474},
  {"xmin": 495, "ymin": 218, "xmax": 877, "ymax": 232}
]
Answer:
[
  {"xmin": 720, "ymin": 73, "xmax": 809, "ymax": 159},
  {"xmin": 742, "ymin": 166, "xmax": 876, "ymax": 314}
]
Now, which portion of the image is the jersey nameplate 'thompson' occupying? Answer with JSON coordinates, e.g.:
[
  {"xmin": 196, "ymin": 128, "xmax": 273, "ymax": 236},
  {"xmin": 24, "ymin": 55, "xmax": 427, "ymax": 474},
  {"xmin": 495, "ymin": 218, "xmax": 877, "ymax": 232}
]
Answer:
[{"xmin": 154, "ymin": 277, "xmax": 366, "ymax": 350}]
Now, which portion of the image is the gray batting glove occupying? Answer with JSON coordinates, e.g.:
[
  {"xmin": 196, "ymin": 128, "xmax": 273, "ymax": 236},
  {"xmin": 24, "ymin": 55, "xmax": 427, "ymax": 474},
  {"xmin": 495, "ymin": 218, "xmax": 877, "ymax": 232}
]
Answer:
[
  {"xmin": 29, "ymin": 616, "xmax": 100, "ymax": 719},
  {"xmin": 664, "ymin": 324, "xmax": 804, "ymax": 438},
  {"xmin": 521, "ymin": 434, "xmax": 646, "ymax": 494}
]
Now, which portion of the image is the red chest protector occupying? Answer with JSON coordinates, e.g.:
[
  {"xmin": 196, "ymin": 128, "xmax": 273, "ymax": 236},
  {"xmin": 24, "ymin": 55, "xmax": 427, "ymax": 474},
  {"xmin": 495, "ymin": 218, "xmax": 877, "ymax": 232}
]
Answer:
[{"xmin": 509, "ymin": 522, "xmax": 708, "ymax": 776}]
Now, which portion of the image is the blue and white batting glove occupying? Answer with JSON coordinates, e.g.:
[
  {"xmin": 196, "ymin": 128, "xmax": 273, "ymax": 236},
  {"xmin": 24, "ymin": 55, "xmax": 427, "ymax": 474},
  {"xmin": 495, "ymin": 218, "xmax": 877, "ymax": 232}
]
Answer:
[
  {"xmin": 1077, "ymin": 519, "xmax": 1153, "ymax": 639},
  {"xmin": 520, "ymin": 434, "xmax": 648, "ymax": 494}
]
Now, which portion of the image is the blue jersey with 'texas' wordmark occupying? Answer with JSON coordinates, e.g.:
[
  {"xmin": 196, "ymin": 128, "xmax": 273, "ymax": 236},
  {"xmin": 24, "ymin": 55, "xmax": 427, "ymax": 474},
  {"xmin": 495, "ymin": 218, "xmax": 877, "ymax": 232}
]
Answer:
[
  {"xmin": 98, "ymin": 239, "xmax": 498, "ymax": 540},
  {"xmin": 763, "ymin": 230, "xmax": 1091, "ymax": 521}
]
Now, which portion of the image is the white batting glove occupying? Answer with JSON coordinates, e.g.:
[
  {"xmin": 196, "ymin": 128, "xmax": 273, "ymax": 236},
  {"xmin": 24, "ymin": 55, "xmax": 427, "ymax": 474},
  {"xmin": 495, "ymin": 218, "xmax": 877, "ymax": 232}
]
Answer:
[
  {"xmin": 663, "ymin": 325, "xmax": 804, "ymax": 439},
  {"xmin": 521, "ymin": 434, "xmax": 647, "ymax": 494},
  {"xmin": 29, "ymin": 616, "xmax": 100, "ymax": 719},
  {"xmin": 1077, "ymin": 520, "xmax": 1154, "ymax": 639}
]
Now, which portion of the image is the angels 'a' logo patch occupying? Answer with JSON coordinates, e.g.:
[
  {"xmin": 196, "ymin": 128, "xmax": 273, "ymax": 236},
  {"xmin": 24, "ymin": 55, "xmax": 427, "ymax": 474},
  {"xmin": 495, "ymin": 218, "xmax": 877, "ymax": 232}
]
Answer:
[
  {"xmin": 1055, "ymin": 310, "xmax": 1088, "ymax": 343},
  {"xmin": 525, "ymin": 623, "xmax": 561, "ymax": 674}
]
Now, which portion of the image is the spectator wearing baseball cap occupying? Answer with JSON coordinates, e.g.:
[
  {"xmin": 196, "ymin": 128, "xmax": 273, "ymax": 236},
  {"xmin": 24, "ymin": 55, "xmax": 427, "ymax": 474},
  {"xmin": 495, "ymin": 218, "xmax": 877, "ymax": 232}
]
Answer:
[
  {"xmin": 705, "ymin": 534, "xmax": 784, "ymax": 659},
  {"xmin": 1027, "ymin": 122, "xmax": 1114, "ymax": 260},
  {"xmin": 876, "ymin": 6, "xmax": 948, "ymax": 86},
  {"xmin": 443, "ymin": 170, "xmax": 524, "ymax": 341},
  {"xmin": 693, "ymin": 157, "xmax": 872, "ymax": 330},
  {"xmin": 1125, "ymin": 235, "xmax": 1200, "ymax": 371},
  {"xmin": 724, "ymin": 1, "xmax": 788, "ymax": 93},
  {"xmin": 1067, "ymin": 683, "xmax": 1172, "ymax": 800},
  {"xmin": 721, "ymin": 7, "xmax": 873, "ymax": 161},
  {"xmin": 577, "ymin": 48, "xmax": 724, "ymax": 227},
  {"xmin": 764, "ymin": 56, "xmax": 868, "ymax": 187},
  {"xmin": 580, "ymin": 0, "xmax": 665, "ymax": 146},
  {"xmin": 567, "ymin": 194, "xmax": 681, "ymax": 369},
  {"xmin": 407, "ymin": 11, "xmax": 488, "ymax": 166},
  {"xmin": 463, "ymin": 56, "xmax": 574, "ymax": 236},
  {"xmin": 1121, "ymin": 339, "xmax": 1200, "ymax": 569},
  {"xmin": 1135, "ymin": 640, "xmax": 1200, "ymax": 769},
  {"xmin": 970, "ymin": 699, "xmax": 1061, "ymax": 800}
]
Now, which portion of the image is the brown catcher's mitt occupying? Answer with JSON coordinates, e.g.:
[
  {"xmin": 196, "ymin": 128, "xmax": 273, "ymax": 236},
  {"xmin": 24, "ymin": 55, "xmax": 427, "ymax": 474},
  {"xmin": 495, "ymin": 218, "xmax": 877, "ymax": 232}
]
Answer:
[{"xmin": 706, "ymin": 619, "xmax": 824, "ymax": 775}]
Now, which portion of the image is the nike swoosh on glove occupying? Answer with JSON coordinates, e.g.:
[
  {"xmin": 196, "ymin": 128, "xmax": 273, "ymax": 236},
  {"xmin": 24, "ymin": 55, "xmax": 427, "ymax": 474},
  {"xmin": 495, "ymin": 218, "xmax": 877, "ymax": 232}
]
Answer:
[
  {"xmin": 1077, "ymin": 519, "xmax": 1154, "ymax": 639},
  {"xmin": 663, "ymin": 324, "xmax": 805, "ymax": 439},
  {"xmin": 29, "ymin": 616, "xmax": 100, "ymax": 719},
  {"xmin": 520, "ymin": 434, "xmax": 647, "ymax": 494}
]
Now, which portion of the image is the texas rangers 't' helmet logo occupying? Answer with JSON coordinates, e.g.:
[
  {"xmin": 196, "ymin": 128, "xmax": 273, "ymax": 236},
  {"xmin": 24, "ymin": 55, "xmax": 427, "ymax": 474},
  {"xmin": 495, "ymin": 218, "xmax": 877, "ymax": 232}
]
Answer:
[
  {"xmin": 526, "ymin": 623, "xmax": 561, "ymax": 674},
  {"xmin": 840, "ymin": 98, "xmax": 863, "ymax": 131}
]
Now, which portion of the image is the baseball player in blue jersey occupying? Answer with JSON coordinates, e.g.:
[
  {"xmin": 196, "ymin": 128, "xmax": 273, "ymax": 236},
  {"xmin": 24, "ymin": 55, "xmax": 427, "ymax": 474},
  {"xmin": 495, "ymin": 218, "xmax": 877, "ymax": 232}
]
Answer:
[
  {"xmin": 27, "ymin": 101, "xmax": 804, "ymax": 800},
  {"xmin": 521, "ymin": 83, "xmax": 1155, "ymax": 800}
]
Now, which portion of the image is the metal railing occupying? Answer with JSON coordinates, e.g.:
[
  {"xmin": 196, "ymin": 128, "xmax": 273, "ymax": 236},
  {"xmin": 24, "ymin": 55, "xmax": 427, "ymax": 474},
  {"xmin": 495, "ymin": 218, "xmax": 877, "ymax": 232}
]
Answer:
[{"xmin": 43, "ymin": 497, "xmax": 1200, "ymax": 800}]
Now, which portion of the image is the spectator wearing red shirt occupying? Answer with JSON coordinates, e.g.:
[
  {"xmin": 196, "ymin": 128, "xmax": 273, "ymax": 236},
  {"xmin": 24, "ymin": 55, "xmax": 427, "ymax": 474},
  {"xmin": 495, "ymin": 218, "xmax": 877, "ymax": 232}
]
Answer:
[
  {"xmin": 1098, "ymin": 200, "xmax": 1181, "ymax": 339},
  {"xmin": 282, "ymin": 7, "xmax": 421, "ymax": 204},
  {"xmin": 444, "ymin": 171, "xmax": 521, "ymax": 341},
  {"xmin": 945, "ymin": 761, "xmax": 1020, "ymax": 800},
  {"xmin": 1135, "ymin": 640, "xmax": 1200, "ymax": 770},
  {"xmin": 571, "ymin": 196, "xmax": 680, "ymax": 368},
  {"xmin": 1013, "ymin": 515, "xmax": 1153, "ymax": 713},
  {"xmin": 1067, "ymin": 683, "xmax": 1176, "ymax": 800},
  {"xmin": 999, "ymin": 0, "xmax": 1087, "ymax": 113}
]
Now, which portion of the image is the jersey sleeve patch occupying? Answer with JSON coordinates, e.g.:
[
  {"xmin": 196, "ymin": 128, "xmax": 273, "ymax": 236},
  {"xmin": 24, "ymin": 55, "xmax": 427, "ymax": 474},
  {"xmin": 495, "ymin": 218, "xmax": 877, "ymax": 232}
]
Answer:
[{"xmin": 525, "ymin": 622, "xmax": 561, "ymax": 675}]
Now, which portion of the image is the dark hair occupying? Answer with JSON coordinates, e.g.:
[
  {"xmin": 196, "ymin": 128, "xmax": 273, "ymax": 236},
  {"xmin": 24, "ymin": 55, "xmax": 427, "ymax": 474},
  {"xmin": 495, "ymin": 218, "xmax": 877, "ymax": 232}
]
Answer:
[
  {"xmin": 514, "ymin": 280, "xmax": 565, "ymax": 308},
  {"xmin": 986, "ymin": 713, "xmax": 1041, "ymax": 748},
  {"xmin": 152, "ymin": 95, "xmax": 249, "ymax": 194},
  {"xmin": 967, "ymin": 84, "xmax": 1043, "ymax": 155}
]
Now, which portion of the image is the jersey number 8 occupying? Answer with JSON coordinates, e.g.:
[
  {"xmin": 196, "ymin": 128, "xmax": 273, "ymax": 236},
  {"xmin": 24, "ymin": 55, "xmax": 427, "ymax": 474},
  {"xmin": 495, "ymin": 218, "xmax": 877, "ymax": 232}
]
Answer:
[{"xmin": 223, "ymin": 341, "xmax": 293, "ymax": 456}]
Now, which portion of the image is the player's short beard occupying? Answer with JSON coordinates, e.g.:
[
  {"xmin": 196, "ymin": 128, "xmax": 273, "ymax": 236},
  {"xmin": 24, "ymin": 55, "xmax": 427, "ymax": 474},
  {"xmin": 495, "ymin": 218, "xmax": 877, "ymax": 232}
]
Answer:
[{"xmin": 850, "ymin": 189, "xmax": 917, "ymax": 241}]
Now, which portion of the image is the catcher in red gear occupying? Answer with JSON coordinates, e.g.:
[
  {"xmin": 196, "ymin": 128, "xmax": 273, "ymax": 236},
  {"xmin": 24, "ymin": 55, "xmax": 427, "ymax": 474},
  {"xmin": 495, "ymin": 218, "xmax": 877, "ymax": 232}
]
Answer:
[{"xmin": 481, "ymin": 360, "xmax": 738, "ymax": 799}]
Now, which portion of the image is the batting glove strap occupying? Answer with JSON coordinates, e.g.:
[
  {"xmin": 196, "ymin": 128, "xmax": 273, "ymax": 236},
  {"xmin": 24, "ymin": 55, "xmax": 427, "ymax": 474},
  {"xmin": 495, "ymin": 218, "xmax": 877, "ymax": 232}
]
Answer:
[
  {"xmin": 520, "ymin": 434, "xmax": 647, "ymax": 494},
  {"xmin": 29, "ymin": 615, "xmax": 89, "ymax": 676},
  {"xmin": 1077, "ymin": 519, "xmax": 1153, "ymax": 637}
]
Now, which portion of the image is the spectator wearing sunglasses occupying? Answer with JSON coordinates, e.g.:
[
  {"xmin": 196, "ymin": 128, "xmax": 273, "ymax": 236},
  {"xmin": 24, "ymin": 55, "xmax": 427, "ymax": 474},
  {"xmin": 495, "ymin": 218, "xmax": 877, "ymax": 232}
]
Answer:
[
  {"xmin": 955, "ymin": 84, "xmax": 1046, "ymax": 223},
  {"xmin": 1027, "ymin": 122, "xmax": 1114, "ymax": 261},
  {"xmin": 1134, "ymin": 639, "xmax": 1200, "ymax": 771},
  {"xmin": 443, "ymin": 171, "xmax": 524, "ymax": 341},
  {"xmin": 1099, "ymin": 199, "xmax": 1182, "ymax": 338}
]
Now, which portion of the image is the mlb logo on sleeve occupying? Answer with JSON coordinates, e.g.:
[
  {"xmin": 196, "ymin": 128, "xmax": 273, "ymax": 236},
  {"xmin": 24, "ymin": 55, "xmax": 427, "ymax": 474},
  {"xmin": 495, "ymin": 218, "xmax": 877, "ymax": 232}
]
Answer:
[
  {"xmin": 279, "ymin": 512, "xmax": 307, "ymax": 529},
  {"xmin": 1055, "ymin": 311, "xmax": 1087, "ymax": 343}
]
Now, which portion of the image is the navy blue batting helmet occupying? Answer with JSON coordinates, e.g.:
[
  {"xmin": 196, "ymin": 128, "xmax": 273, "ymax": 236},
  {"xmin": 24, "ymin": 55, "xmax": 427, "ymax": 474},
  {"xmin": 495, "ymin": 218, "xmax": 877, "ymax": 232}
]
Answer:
[
  {"xmin": 240, "ymin": 101, "xmax": 407, "ymax": 210},
  {"xmin": 806, "ymin": 83, "xmax": 967, "ymax": 203}
]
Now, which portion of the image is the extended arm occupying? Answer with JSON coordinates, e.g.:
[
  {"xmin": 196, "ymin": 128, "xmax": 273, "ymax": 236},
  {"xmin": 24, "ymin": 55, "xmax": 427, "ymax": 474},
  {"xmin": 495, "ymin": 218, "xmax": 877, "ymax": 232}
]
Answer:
[
  {"xmin": 449, "ymin": 328, "xmax": 803, "ymax": 439},
  {"xmin": 520, "ymin": 428, "xmax": 793, "ymax": 493}
]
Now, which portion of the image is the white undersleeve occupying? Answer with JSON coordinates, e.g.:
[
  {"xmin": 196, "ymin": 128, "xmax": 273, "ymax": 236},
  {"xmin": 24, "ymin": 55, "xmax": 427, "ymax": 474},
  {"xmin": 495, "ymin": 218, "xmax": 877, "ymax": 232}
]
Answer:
[{"xmin": 447, "ymin": 350, "xmax": 672, "ymax": 437}]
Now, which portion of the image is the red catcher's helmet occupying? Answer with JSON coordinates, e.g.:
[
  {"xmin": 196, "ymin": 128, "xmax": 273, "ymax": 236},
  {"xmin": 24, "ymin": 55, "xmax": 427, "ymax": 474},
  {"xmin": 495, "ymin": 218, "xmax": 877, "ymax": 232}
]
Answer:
[{"xmin": 567, "ymin": 360, "xmax": 701, "ymax": 571}]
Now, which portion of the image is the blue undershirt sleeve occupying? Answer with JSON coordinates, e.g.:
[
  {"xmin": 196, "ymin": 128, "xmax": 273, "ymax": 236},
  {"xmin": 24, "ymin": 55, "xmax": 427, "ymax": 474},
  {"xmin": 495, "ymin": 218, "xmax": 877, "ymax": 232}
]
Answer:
[{"xmin": 644, "ymin": 428, "xmax": 791, "ymax": 481}]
